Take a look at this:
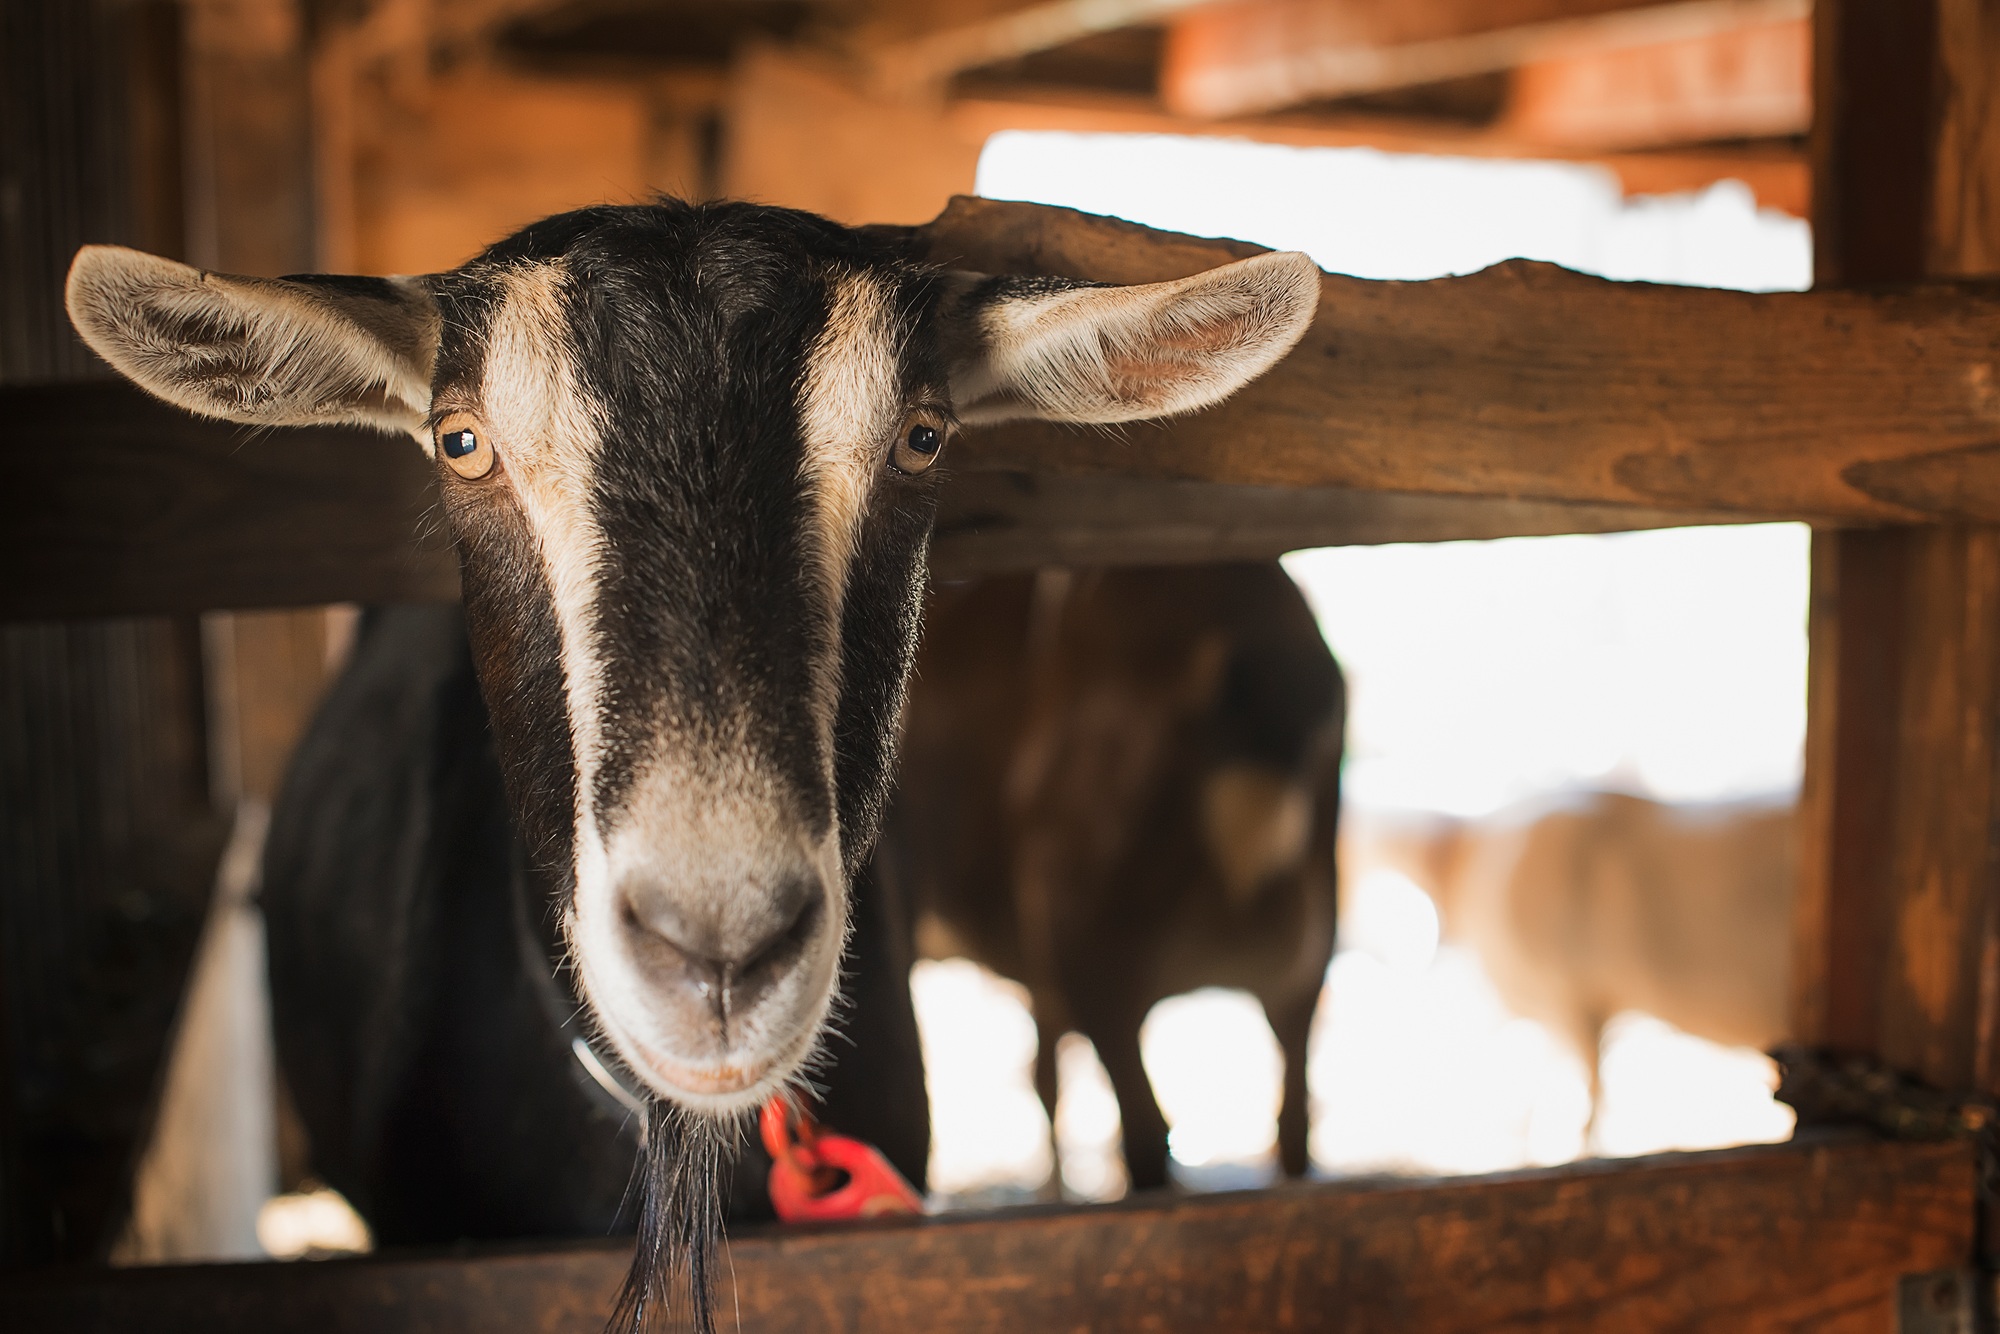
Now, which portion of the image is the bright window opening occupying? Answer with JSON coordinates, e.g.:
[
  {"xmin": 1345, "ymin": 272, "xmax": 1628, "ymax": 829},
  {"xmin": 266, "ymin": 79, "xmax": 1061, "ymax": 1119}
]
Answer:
[{"xmin": 916, "ymin": 131, "xmax": 1809, "ymax": 1202}]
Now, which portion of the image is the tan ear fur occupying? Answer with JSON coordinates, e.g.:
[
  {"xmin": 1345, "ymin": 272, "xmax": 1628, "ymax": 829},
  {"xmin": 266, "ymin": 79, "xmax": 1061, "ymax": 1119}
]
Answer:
[
  {"xmin": 65, "ymin": 245, "xmax": 437, "ymax": 435},
  {"xmin": 953, "ymin": 249, "xmax": 1320, "ymax": 426}
]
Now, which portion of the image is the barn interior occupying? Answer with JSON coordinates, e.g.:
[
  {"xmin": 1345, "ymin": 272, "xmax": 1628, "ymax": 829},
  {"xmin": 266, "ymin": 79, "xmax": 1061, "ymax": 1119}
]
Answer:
[{"xmin": 2, "ymin": 0, "xmax": 1993, "ymax": 1330}]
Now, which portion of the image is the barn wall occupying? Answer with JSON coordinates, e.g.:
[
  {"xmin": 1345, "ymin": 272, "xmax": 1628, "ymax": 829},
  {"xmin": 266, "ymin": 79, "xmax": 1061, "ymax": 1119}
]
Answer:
[
  {"xmin": 0, "ymin": 0, "xmax": 223, "ymax": 1265},
  {"xmin": 1794, "ymin": 0, "xmax": 2000, "ymax": 1106}
]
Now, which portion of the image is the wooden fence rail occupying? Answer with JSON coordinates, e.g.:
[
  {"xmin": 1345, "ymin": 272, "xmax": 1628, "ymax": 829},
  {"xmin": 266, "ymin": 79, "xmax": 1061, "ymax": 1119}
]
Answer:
[
  {"xmin": 0, "ymin": 1136, "xmax": 1974, "ymax": 1333},
  {"xmin": 11, "ymin": 197, "xmax": 2000, "ymax": 618}
]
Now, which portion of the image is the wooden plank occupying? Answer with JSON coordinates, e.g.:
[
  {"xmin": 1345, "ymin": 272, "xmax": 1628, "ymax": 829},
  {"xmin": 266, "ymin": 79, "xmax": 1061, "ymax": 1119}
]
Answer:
[
  {"xmin": 0, "ymin": 382, "xmax": 457, "ymax": 621},
  {"xmin": 1, "ymin": 1137, "xmax": 1975, "ymax": 1332},
  {"xmin": 925, "ymin": 197, "xmax": 2000, "ymax": 526},
  {"xmin": 1, "ymin": 379, "xmax": 1740, "ymax": 618},
  {"xmin": 0, "ymin": 0, "xmax": 229, "ymax": 1268},
  {"xmin": 1159, "ymin": 0, "xmax": 1802, "ymax": 121},
  {"xmin": 859, "ymin": 0, "xmax": 1207, "ymax": 96},
  {"xmin": 727, "ymin": 48, "xmax": 1809, "ymax": 233},
  {"xmin": 1505, "ymin": 11, "xmax": 1808, "ymax": 151},
  {"xmin": 933, "ymin": 471, "xmax": 1747, "ymax": 573},
  {"xmin": 1790, "ymin": 0, "xmax": 2000, "ymax": 1107},
  {"xmin": 30, "ymin": 189, "xmax": 2000, "ymax": 614}
]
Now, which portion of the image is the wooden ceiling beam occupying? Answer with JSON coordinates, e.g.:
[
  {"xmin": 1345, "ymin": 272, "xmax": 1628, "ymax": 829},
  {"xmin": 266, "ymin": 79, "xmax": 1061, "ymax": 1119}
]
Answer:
[
  {"xmin": 1504, "ymin": 8, "xmax": 1807, "ymax": 150},
  {"xmin": 944, "ymin": 86, "xmax": 1809, "ymax": 214},
  {"xmin": 1161, "ymin": 0, "xmax": 1807, "ymax": 122},
  {"xmin": 861, "ymin": 0, "xmax": 1208, "ymax": 95}
]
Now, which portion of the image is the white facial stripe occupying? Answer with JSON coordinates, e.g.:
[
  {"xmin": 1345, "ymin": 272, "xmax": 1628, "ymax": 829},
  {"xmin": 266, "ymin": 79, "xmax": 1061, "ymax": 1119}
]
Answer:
[
  {"xmin": 478, "ymin": 262, "xmax": 613, "ymax": 869},
  {"xmin": 796, "ymin": 270, "xmax": 903, "ymax": 781},
  {"xmin": 479, "ymin": 262, "xmax": 856, "ymax": 1110}
]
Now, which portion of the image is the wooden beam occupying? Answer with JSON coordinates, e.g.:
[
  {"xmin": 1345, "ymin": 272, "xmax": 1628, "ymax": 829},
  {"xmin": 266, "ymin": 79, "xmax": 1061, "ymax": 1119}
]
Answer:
[
  {"xmin": 1791, "ymin": 0, "xmax": 2000, "ymax": 1103},
  {"xmin": 726, "ymin": 47, "xmax": 1809, "ymax": 230},
  {"xmin": 0, "ymin": 382, "xmax": 1736, "ymax": 620},
  {"xmin": 923, "ymin": 197, "xmax": 2000, "ymax": 526},
  {"xmin": 1161, "ymin": 0, "xmax": 1806, "ymax": 122},
  {"xmin": 30, "ymin": 194, "xmax": 2000, "ymax": 616},
  {"xmin": 1504, "ymin": 11, "xmax": 1808, "ymax": 150},
  {"xmin": 0, "ymin": 382, "xmax": 457, "ymax": 621},
  {"xmin": 1, "ymin": 1137, "xmax": 1975, "ymax": 1331},
  {"xmin": 861, "ymin": 0, "xmax": 1208, "ymax": 96},
  {"xmin": 946, "ymin": 88, "xmax": 1810, "ymax": 216},
  {"xmin": 934, "ymin": 472, "xmax": 1747, "ymax": 573}
]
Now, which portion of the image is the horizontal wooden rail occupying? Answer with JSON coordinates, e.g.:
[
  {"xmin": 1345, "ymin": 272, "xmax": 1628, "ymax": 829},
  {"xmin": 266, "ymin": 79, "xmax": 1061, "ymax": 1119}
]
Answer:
[
  {"xmin": 0, "ymin": 1136, "xmax": 1975, "ymax": 1332},
  {"xmin": 0, "ymin": 383, "xmax": 1732, "ymax": 621},
  {"xmin": 0, "ymin": 382, "xmax": 458, "ymax": 619},
  {"xmin": 12, "ymin": 196, "xmax": 2000, "ymax": 617},
  {"xmin": 923, "ymin": 198, "xmax": 2000, "ymax": 527}
]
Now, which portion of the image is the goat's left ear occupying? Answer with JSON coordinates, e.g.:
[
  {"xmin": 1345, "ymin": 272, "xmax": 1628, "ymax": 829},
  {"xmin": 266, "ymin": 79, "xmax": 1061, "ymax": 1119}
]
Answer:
[
  {"xmin": 941, "ymin": 249, "xmax": 1319, "ymax": 426},
  {"xmin": 65, "ymin": 245, "xmax": 438, "ymax": 437}
]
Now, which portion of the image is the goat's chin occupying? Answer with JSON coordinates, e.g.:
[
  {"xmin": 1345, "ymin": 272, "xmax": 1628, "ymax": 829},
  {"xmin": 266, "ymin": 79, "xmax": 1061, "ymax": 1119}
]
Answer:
[
  {"xmin": 619, "ymin": 1024, "xmax": 820, "ymax": 1117},
  {"xmin": 577, "ymin": 948, "xmax": 842, "ymax": 1117}
]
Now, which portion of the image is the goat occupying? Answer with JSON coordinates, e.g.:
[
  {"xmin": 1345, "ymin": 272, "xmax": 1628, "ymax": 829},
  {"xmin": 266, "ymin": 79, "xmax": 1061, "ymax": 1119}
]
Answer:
[
  {"xmin": 1355, "ymin": 791, "xmax": 1794, "ymax": 1127},
  {"xmin": 883, "ymin": 564, "xmax": 1345, "ymax": 1191},
  {"xmin": 66, "ymin": 198, "xmax": 1319, "ymax": 1329},
  {"xmin": 260, "ymin": 602, "xmax": 933, "ymax": 1235}
]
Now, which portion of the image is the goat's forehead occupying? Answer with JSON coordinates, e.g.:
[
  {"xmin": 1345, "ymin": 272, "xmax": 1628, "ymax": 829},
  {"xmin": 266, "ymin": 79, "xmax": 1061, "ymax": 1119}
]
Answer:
[{"xmin": 434, "ymin": 249, "xmax": 927, "ymax": 406}]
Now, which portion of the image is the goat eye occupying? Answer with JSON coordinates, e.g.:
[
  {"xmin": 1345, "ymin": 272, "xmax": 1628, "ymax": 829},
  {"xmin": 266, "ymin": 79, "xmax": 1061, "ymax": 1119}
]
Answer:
[
  {"xmin": 435, "ymin": 412, "xmax": 495, "ymax": 480},
  {"xmin": 890, "ymin": 410, "xmax": 949, "ymax": 475}
]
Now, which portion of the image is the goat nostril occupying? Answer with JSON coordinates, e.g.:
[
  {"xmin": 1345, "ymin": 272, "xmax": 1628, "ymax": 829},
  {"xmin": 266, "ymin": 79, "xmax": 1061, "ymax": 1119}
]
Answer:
[
  {"xmin": 741, "ymin": 879, "xmax": 821, "ymax": 975},
  {"xmin": 616, "ymin": 872, "xmax": 825, "ymax": 1029}
]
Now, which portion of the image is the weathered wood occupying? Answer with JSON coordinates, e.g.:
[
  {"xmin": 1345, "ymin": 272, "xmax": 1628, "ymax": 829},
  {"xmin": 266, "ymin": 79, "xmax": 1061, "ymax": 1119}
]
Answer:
[
  {"xmin": 1505, "ymin": 9, "xmax": 1808, "ymax": 151},
  {"xmin": 1159, "ymin": 0, "xmax": 1800, "ymax": 120},
  {"xmin": 3, "ymin": 377, "xmax": 1746, "ymax": 617},
  {"xmin": 0, "ymin": 382, "xmax": 458, "ymax": 620},
  {"xmin": 0, "ymin": 0, "xmax": 228, "ymax": 1268},
  {"xmin": 934, "ymin": 471, "xmax": 1746, "ymax": 573},
  {"xmin": 179, "ymin": 0, "xmax": 354, "ymax": 819},
  {"xmin": 929, "ymin": 197, "xmax": 2000, "ymax": 527},
  {"xmin": 29, "ymin": 190, "xmax": 2000, "ymax": 613},
  {"xmin": 726, "ymin": 47, "xmax": 1807, "ymax": 229},
  {"xmin": 1791, "ymin": 0, "xmax": 2000, "ymax": 1106},
  {"xmin": 1, "ymin": 1137, "xmax": 1974, "ymax": 1332}
]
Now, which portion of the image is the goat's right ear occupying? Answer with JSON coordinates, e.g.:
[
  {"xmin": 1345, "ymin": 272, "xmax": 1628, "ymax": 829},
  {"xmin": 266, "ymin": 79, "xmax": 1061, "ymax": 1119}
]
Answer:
[{"xmin": 65, "ymin": 245, "xmax": 439, "ymax": 437}]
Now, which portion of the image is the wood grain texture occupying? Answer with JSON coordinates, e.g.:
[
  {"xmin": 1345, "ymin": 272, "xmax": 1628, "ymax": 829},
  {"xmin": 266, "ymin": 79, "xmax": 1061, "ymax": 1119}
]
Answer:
[
  {"xmin": 31, "ymin": 194, "xmax": 2000, "ymax": 616},
  {"xmin": 931, "ymin": 471, "xmax": 1747, "ymax": 573},
  {"xmin": 1791, "ymin": 0, "xmax": 2000, "ymax": 1105},
  {"xmin": 0, "ymin": 0, "xmax": 227, "ymax": 1268},
  {"xmin": 0, "ymin": 391, "xmax": 1746, "ymax": 619},
  {"xmin": 1159, "ymin": 0, "xmax": 1670, "ymax": 118},
  {"xmin": 927, "ymin": 197, "xmax": 2000, "ymax": 526},
  {"xmin": 0, "ymin": 381, "xmax": 458, "ymax": 620},
  {"xmin": 0, "ymin": 1137, "xmax": 1974, "ymax": 1333}
]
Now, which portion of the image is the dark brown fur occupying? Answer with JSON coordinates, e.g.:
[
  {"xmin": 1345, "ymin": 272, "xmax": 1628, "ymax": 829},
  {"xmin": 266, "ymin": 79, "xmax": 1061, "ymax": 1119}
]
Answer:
[{"xmin": 882, "ymin": 564, "xmax": 1345, "ymax": 1188}]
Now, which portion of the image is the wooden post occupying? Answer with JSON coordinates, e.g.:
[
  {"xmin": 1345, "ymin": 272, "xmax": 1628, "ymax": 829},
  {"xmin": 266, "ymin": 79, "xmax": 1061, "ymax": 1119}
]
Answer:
[
  {"xmin": 1794, "ymin": 0, "xmax": 2000, "ymax": 1099},
  {"xmin": 181, "ymin": 0, "xmax": 340, "ymax": 807},
  {"xmin": 0, "ymin": 0, "xmax": 225, "ymax": 1264}
]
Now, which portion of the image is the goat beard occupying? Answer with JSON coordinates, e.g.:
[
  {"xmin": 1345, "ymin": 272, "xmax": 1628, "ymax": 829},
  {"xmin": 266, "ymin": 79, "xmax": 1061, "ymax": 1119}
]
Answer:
[{"xmin": 608, "ymin": 1102, "xmax": 738, "ymax": 1334}]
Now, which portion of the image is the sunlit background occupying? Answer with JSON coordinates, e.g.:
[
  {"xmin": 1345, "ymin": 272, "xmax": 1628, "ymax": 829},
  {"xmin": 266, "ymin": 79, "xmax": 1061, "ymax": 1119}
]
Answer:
[
  {"xmin": 201, "ymin": 129, "xmax": 1818, "ymax": 1251},
  {"xmin": 913, "ymin": 129, "xmax": 1811, "ymax": 1205}
]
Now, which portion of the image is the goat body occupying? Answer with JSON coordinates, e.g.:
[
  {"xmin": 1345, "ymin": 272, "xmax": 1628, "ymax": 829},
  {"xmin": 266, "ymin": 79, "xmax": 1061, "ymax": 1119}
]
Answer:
[
  {"xmin": 1359, "ymin": 790, "xmax": 1794, "ymax": 1115},
  {"xmin": 263, "ymin": 604, "xmax": 932, "ymax": 1243},
  {"xmin": 885, "ymin": 564, "xmax": 1346, "ymax": 1189},
  {"xmin": 71, "ymin": 198, "xmax": 1321, "ymax": 1327}
]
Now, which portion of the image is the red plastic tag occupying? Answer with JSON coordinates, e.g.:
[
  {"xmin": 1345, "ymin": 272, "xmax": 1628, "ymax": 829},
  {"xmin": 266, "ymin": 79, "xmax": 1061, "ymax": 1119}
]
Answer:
[{"xmin": 760, "ymin": 1097, "xmax": 925, "ymax": 1223}]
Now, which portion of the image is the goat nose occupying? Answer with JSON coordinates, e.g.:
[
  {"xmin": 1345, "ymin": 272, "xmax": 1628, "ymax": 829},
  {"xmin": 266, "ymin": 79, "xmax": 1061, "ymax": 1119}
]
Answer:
[{"xmin": 616, "ymin": 873, "xmax": 821, "ymax": 1032}]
